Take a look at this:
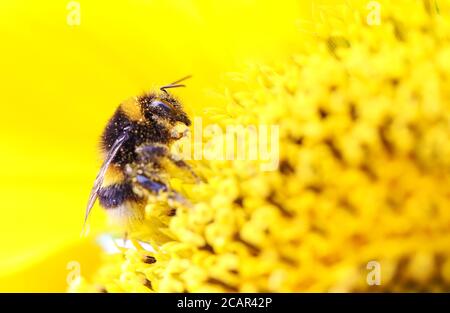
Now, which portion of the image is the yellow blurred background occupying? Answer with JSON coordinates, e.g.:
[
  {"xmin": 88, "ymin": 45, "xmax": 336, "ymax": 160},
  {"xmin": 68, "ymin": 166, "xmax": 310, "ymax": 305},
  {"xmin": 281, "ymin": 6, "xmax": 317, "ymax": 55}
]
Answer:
[{"xmin": 0, "ymin": 0, "xmax": 316, "ymax": 291}]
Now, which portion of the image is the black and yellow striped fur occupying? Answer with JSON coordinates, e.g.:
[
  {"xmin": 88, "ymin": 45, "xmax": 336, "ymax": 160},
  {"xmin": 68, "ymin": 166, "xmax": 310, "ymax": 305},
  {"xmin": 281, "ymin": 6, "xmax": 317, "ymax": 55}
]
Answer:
[{"xmin": 85, "ymin": 89, "xmax": 197, "ymax": 229}]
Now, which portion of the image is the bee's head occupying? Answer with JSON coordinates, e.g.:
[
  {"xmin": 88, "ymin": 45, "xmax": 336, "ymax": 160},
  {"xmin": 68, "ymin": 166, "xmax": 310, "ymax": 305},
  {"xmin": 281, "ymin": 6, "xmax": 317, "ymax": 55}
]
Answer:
[{"xmin": 139, "ymin": 93, "xmax": 191, "ymax": 126}]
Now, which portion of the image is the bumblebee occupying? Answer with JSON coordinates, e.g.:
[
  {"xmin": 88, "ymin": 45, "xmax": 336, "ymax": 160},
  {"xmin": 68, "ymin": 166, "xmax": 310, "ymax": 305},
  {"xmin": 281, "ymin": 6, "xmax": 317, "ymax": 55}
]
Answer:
[{"xmin": 84, "ymin": 76, "xmax": 198, "ymax": 231}]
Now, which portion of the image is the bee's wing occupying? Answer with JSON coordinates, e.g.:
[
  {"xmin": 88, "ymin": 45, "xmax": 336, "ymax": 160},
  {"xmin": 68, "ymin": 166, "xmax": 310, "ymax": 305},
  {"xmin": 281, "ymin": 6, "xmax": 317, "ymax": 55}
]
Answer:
[{"xmin": 83, "ymin": 127, "xmax": 131, "ymax": 232}]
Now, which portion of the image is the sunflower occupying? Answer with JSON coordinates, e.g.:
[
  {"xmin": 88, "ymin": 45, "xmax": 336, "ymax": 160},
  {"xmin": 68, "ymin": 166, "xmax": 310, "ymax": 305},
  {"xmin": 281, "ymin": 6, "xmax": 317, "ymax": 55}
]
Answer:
[{"xmin": 1, "ymin": 0, "xmax": 449, "ymax": 292}]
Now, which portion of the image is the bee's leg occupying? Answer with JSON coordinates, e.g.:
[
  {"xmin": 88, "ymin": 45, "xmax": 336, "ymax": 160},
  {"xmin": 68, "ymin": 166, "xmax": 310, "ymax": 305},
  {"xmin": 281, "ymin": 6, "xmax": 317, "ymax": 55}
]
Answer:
[
  {"xmin": 137, "ymin": 144, "xmax": 202, "ymax": 182},
  {"xmin": 117, "ymin": 232, "xmax": 129, "ymax": 253},
  {"xmin": 136, "ymin": 174, "xmax": 168, "ymax": 193},
  {"xmin": 136, "ymin": 144, "xmax": 168, "ymax": 163},
  {"xmin": 167, "ymin": 155, "xmax": 204, "ymax": 183},
  {"xmin": 123, "ymin": 231, "xmax": 128, "ymax": 245},
  {"xmin": 136, "ymin": 174, "xmax": 191, "ymax": 207}
]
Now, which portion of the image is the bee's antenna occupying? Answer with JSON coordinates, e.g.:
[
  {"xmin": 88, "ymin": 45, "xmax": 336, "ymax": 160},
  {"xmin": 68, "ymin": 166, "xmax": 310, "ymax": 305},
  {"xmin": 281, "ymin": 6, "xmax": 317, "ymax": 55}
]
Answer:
[{"xmin": 160, "ymin": 75, "xmax": 192, "ymax": 94}]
